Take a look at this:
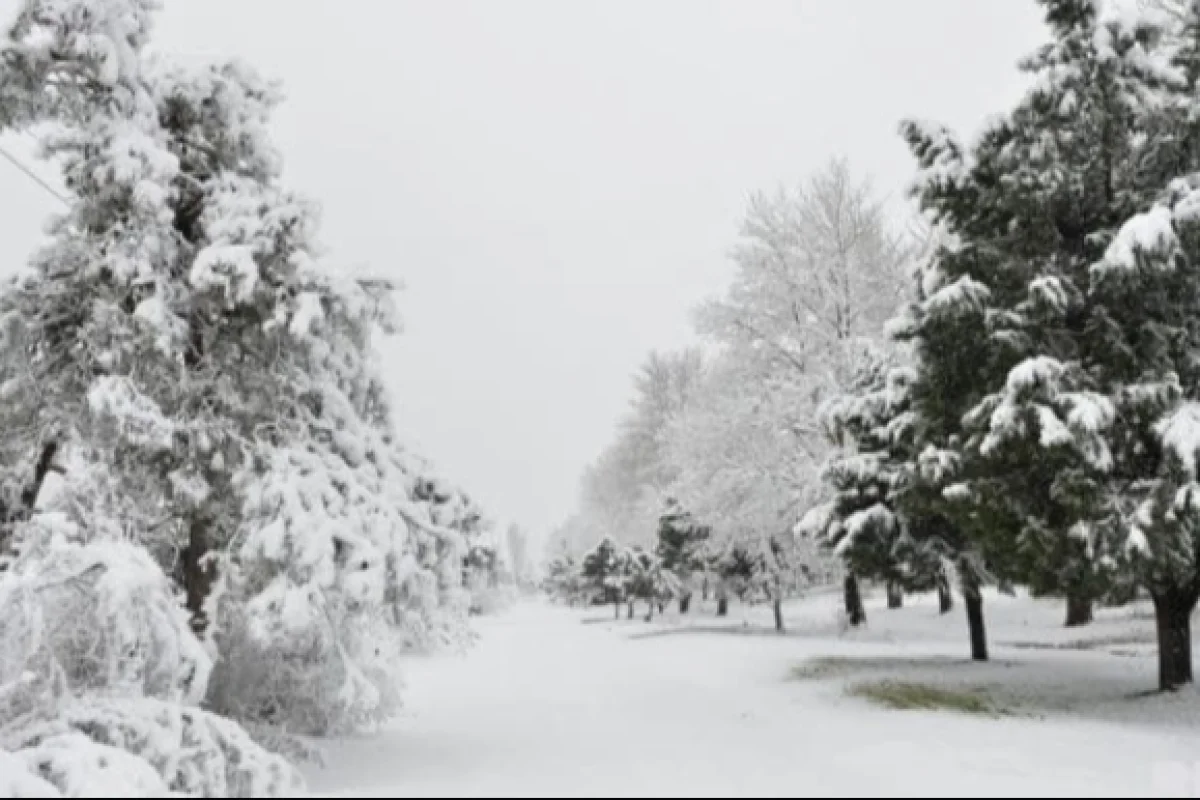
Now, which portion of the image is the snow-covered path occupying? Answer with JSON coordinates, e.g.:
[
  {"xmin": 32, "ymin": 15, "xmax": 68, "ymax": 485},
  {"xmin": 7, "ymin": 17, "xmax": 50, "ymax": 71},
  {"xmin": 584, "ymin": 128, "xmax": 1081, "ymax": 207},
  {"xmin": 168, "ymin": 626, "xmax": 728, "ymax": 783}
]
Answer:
[{"xmin": 307, "ymin": 602, "xmax": 1200, "ymax": 798}]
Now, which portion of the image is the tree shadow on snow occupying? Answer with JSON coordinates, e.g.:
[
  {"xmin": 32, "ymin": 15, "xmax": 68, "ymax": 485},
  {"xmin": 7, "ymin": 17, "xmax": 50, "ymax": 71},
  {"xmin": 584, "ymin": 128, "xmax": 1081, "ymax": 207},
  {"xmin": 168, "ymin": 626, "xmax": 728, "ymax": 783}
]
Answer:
[
  {"xmin": 626, "ymin": 621, "xmax": 840, "ymax": 641},
  {"xmin": 628, "ymin": 624, "xmax": 807, "ymax": 640}
]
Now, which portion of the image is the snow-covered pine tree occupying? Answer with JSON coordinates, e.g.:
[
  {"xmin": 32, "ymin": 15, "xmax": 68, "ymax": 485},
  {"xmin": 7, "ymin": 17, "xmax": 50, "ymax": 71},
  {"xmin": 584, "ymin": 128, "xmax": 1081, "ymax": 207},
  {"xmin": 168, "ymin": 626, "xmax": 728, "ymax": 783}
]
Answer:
[
  {"xmin": 0, "ymin": 0, "xmax": 477, "ymax": 735},
  {"xmin": 1076, "ymin": 0, "xmax": 1200, "ymax": 689},
  {"xmin": 707, "ymin": 536, "xmax": 795, "ymax": 630},
  {"xmin": 615, "ymin": 546, "xmax": 643, "ymax": 620},
  {"xmin": 581, "ymin": 537, "xmax": 626, "ymax": 619},
  {"xmin": 886, "ymin": 119, "xmax": 1006, "ymax": 659},
  {"xmin": 0, "ymin": 489, "xmax": 304, "ymax": 795},
  {"xmin": 893, "ymin": 0, "xmax": 1185, "ymax": 659},
  {"xmin": 392, "ymin": 474, "xmax": 477, "ymax": 651},
  {"xmin": 715, "ymin": 545, "xmax": 755, "ymax": 606},
  {"xmin": 465, "ymin": 518, "xmax": 521, "ymax": 617},
  {"xmin": 959, "ymin": 0, "xmax": 1188, "ymax": 629},
  {"xmin": 801, "ymin": 346, "xmax": 948, "ymax": 626},
  {"xmin": 654, "ymin": 499, "xmax": 710, "ymax": 613},
  {"xmin": 625, "ymin": 547, "xmax": 678, "ymax": 622},
  {"xmin": 0, "ymin": 0, "xmax": 162, "ymax": 551},
  {"xmin": 542, "ymin": 553, "xmax": 581, "ymax": 604},
  {"xmin": 0, "ymin": 4, "xmax": 369, "ymax": 789}
]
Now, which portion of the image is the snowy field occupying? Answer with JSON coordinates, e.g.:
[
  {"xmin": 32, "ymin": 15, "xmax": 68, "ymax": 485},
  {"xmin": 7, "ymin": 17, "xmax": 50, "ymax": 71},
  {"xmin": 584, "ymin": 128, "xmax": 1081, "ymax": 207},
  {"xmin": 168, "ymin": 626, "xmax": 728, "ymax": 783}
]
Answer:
[{"xmin": 305, "ymin": 591, "xmax": 1200, "ymax": 798}]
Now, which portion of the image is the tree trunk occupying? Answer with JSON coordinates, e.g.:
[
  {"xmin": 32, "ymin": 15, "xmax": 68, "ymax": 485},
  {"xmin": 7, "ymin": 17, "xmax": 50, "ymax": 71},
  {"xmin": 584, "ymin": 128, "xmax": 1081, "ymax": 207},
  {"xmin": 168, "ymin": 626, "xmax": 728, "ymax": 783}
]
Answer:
[
  {"xmin": 614, "ymin": 598, "xmax": 621, "ymax": 620},
  {"xmin": 961, "ymin": 571, "xmax": 987, "ymax": 662},
  {"xmin": 20, "ymin": 441, "xmax": 59, "ymax": 513},
  {"xmin": 1065, "ymin": 595, "xmax": 1094, "ymax": 628},
  {"xmin": 680, "ymin": 595, "xmax": 691, "ymax": 615},
  {"xmin": 886, "ymin": 580, "xmax": 903, "ymax": 610},
  {"xmin": 773, "ymin": 598, "xmax": 785, "ymax": 633},
  {"xmin": 717, "ymin": 598, "xmax": 729, "ymax": 617},
  {"xmin": 628, "ymin": 601, "xmax": 635, "ymax": 620},
  {"xmin": 179, "ymin": 308, "xmax": 216, "ymax": 635},
  {"xmin": 645, "ymin": 601, "xmax": 654, "ymax": 623},
  {"xmin": 965, "ymin": 594, "xmax": 988, "ymax": 662},
  {"xmin": 702, "ymin": 577, "xmax": 709, "ymax": 601},
  {"xmin": 1, "ymin": 441, "xmax": 60, "ymax": 555},
  {"xmin": 180, "ymin": 513, "xmax": 217, "ymax": 636},
  {"xmin": 937, "ymin": 575, "xmax": 953, "ymax": 615},
  {"xmin": 1153, "ymin": 589, "xmax": 1197, "ymax": 691},
  {"xmin": 844, "ymin": 574, "xmax": 866, "ymax": 627}
]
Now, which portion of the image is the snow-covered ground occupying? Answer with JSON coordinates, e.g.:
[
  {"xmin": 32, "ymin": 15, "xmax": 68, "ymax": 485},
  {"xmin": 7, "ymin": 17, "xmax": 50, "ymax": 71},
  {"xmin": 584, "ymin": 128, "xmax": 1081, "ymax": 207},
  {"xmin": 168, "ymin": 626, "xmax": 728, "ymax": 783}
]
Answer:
[{"xmin": 306, "ymin": 591, "xmax": 1200, "ymax": 798}]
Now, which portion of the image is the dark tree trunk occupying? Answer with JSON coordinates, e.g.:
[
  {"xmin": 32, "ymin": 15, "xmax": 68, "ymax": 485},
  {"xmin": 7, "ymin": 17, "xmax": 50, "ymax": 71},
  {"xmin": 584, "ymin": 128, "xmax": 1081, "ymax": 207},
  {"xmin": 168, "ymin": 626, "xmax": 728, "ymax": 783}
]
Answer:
[
  {"xmin": 1065, "ymin": 595, "xmax": 1094, "ymax": 628},
  {"xmin": 0, "ymin": 441, "xmax": 59, "ymax": 556},
  {"xmin": 184, "ymin": 310, "xmax": 206, "ymax": 369},
  {"xmin": 961, "ymin": 572, "xmax": 988, "ymax": 662},
  {"xmin": 886, "ymin": 581, "xmax": 903, "ymax": 610},
  {"xmin": 178, "ymin": 305, "xmax": 216, "ymax": 635},
  {"xmin": 773, "ymin": 598, "xmax": 785, "ymax": 633},
  {"xmin": 613, "ymin": 599, "xmax": 620, "ymax": 620},
  {"xmin": 645, "ymin": 601, "xmax": 654, "ymax": 623},
  {"xmin": 965, "ymin": 594, "xmax": 988, "ymax": 662},
  {"xmin": 180, "ymin": 514, "xmax": 217, "ymax": 636},
  {"xmin": 628, "ymin": 601, "xmax": 635, "ymax": 620},
  {"xmin": 844, "ymin": 574, "xmax": 866, "ymax": 627},
  {"xmin": 717, "ymin": 598, "xmax": 729, "ymax": 617},
  {"xmin": 20, "ymin": 441, "xmax": 59, "ymax": 513},
  {"xmin": 680, "ymin": 595, "xmax": 691, "ymax": 615},
  {"xmin": 1153, "ymin": 589, "xmax": 1197, "ymax": 691},
  {"xmin": 702, "ymin": 577, "xmax": 710, "ymax": 601},
  {"xmin": 937, "ymin": 575, "xmax": 953, "ymax": 615}
]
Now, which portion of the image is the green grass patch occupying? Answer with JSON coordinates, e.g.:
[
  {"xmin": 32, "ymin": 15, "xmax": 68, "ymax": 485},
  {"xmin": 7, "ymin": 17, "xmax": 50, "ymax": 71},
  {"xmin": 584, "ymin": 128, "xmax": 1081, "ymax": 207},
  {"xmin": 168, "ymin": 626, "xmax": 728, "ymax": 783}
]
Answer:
[
  {"xmin": 789, "ymin": 655, "xmax": 969, "ymax": 683},
  {"xmin": 789, "ymin": 657, "xmax": 857, "ymax": 681},
  {"xmin": 849, "ymin": 681, "xmax": 1003, "ymax": 716}
]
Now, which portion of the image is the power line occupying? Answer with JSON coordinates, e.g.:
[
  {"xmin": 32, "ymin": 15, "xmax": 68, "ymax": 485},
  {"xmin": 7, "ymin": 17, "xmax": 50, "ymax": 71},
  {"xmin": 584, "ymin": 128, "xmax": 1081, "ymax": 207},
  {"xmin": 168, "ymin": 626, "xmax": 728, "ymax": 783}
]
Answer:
[{"xmin": 0, "ymin": 143, "xmax": 68, "ymax": 206}]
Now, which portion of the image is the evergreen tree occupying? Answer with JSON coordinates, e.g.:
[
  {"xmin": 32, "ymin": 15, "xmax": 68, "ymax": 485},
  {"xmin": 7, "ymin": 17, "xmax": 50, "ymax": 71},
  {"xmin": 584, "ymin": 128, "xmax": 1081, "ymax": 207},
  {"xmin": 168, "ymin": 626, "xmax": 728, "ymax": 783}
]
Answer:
[
  {"xmin": 654, "ymin": 499, "xmax": 710, "ymax": 613},
  {"xmin": 1086, "ymin": 16, "xmax": 1200, "ymax": 686},
  {"xmin": 581, "ymin": 537, "xmax": 626, "ymax": 619},
  {"xmin": 0, "ymin": 0, "xmax": 479, "ymax": 737},
  {"xmin": 716, "ymin": 546, "xmax": 756, "ymax": 604},
  {"xmin": 802, "ymin": 347, "xmax": 949, "ymax": 624},
  {"xmin": 709, "ymin": 537, "xmax": 795, "ymax": 631},
  {"xmin": 543, "ymin": 554, "xmax": 582, "ymax": 604},
  {"xmin": 626, "ymin": 547, "xmax": 678, "ymax": 621},
  {"xmin": 895, "ymin": 0, "xmax": 1193, "ymax": 670}
]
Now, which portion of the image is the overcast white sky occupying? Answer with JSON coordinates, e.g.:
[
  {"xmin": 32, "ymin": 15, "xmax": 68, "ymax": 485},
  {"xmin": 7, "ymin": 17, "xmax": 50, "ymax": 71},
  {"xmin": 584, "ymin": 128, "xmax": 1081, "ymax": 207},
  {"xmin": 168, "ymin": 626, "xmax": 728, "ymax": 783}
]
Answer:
[{"xmin": 0, "ymin": 1, "xmax": 1048, "ymax": 543}]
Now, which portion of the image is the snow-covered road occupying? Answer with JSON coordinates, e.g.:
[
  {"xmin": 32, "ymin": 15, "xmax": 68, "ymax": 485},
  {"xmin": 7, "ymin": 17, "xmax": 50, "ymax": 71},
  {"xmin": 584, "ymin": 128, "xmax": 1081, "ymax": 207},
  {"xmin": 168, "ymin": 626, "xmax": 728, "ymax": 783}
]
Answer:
[{"xmin": 306, "ymin": 601, "xmax": 1200, "ymax": 798}]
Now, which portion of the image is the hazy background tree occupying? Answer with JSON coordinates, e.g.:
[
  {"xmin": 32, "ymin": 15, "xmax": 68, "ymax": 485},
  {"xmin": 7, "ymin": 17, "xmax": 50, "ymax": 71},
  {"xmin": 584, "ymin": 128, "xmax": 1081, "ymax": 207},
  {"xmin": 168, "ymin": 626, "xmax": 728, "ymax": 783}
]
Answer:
[{"xmin": 681, "ymin": 158, "xmax": 918, "ymax": 618}]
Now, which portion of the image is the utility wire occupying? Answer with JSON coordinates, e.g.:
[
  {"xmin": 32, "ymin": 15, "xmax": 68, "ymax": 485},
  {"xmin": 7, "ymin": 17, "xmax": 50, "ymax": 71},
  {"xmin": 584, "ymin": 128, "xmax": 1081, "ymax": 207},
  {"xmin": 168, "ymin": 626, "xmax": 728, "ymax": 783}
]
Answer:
[{"xmin": 0, "ymin": 142, "xmax": 69, "ymax": 206}]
